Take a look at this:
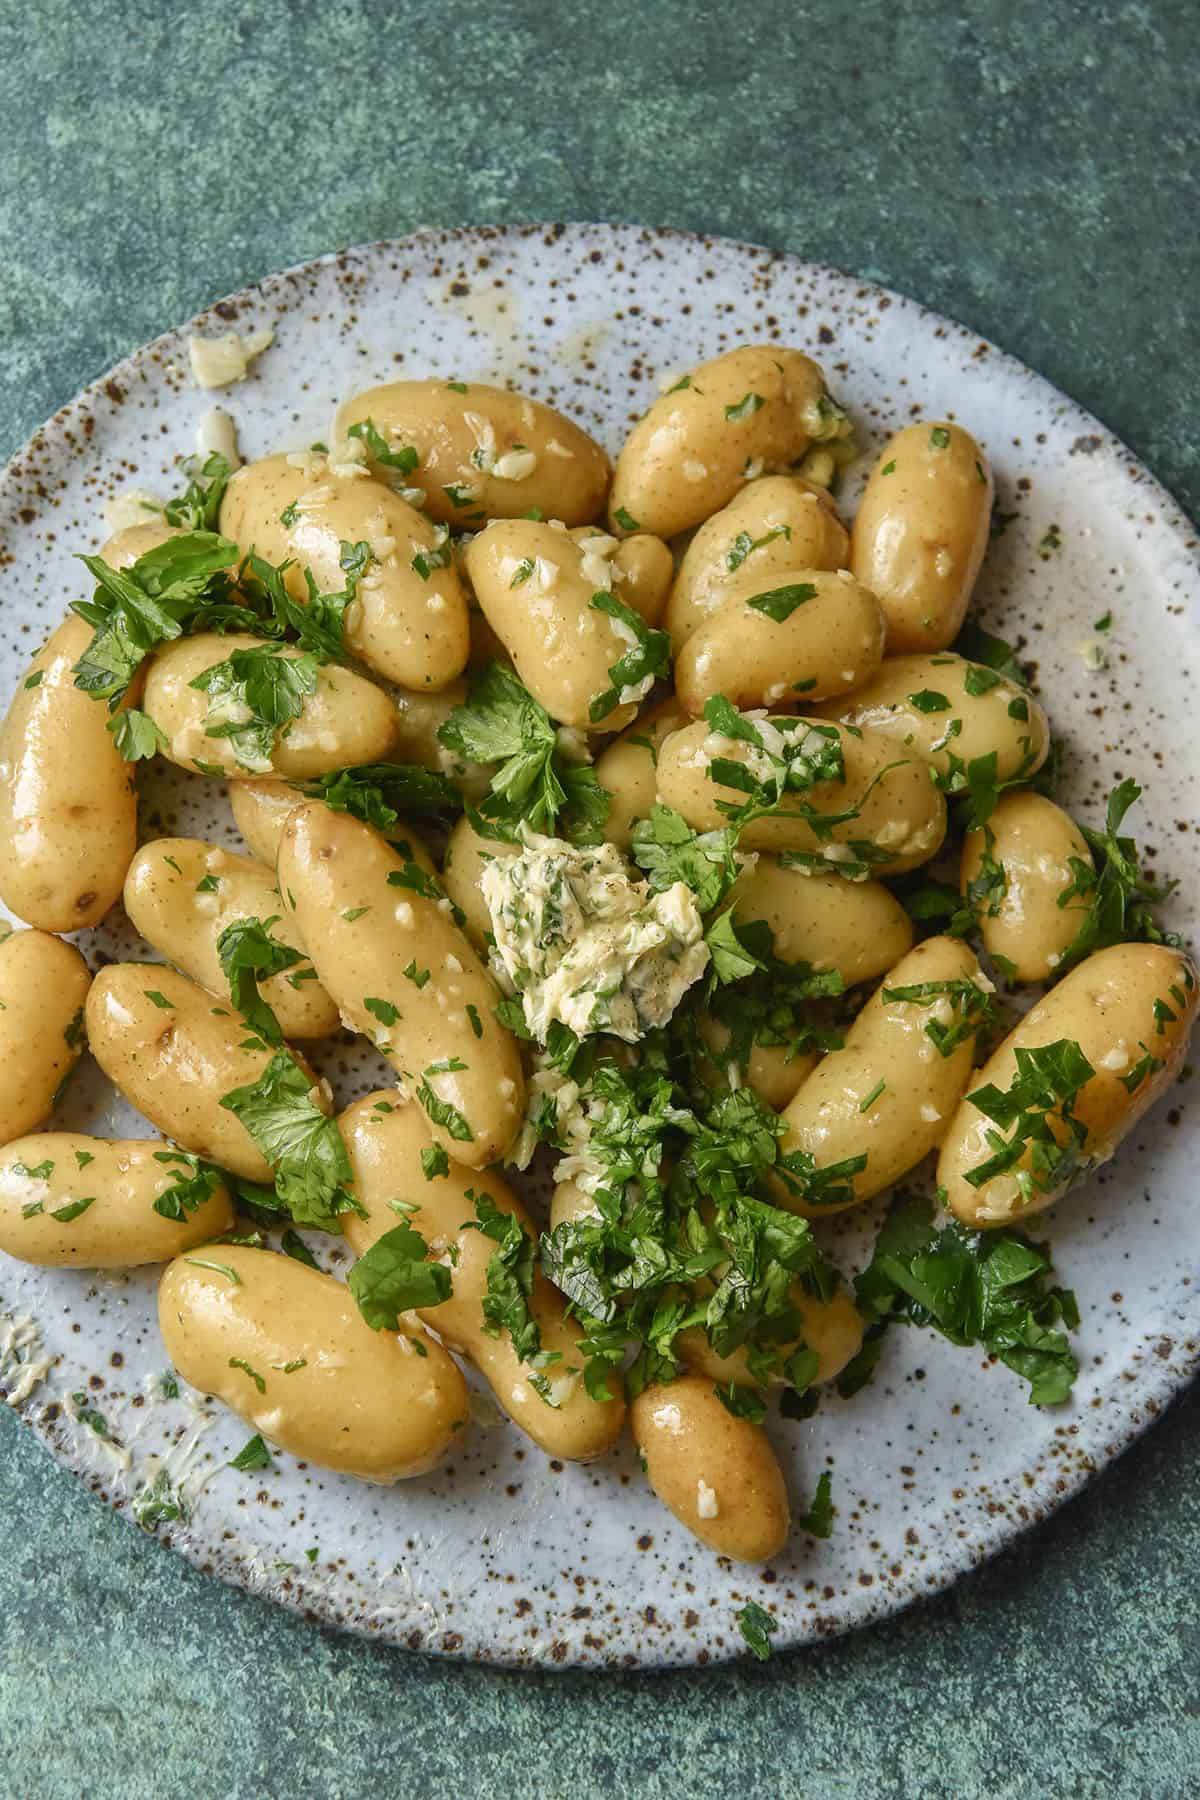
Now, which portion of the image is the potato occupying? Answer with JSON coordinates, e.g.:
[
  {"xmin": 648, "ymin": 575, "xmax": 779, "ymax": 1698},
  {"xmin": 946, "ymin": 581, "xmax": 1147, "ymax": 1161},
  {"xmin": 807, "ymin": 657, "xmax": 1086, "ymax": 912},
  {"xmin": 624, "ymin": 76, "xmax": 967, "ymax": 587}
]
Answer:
[
  {"xmin": 698, "ymin": 1026, "xmax": 819, "ymax": 1110},
  {"xmin": 610, "ymin": 346, "xmax": 846, "ymax": 540},
  {"xmin": 593, "ymin": 696, "xmax": 691, "ymax": 849},
  {"xmin": 333, "ymin": 379, "xmax": 611, "ymax": 527},
  {"xmin": 675, "ymin": 567, "xmax": 885, "ymax": 716},
  {"xmin": 811, "ymin": 652, "xmax": 1048, "ymax": 784},
  {"xmin": 220, "ymin": 453, "xmax": 469, "ymax": 690},
  {"xmin": 612, "ymin": 533, "xmax": 674, "ymax": 627},
  {"xmin": 464, "ymin": 521, "xmax": 650, "ymax": 732},
  {"xmin": 230, "ymin": 778, "xmax": 439, "ymax": 878},
  {"xmin": 961, "ymin": 792, "xmax": 1095, "ymax": 984},
  {"xmin": 339, "ymin": 1093, "xmax": 625, "ymax": 1461},
  {"xmin": 142, "ymin": 633, "xmax": 396, "ymax": 779},
  {"xmin": 775, "ymin": 936, "xmax": 988, "ymax": 1215},
  {"xmin": 0, "ymin": 930, "xmax": 91, "ymax": 1141},
  {"xmin": 159, "ymin": 1246, "xmax": 468, "ymax": 1482},
  {"xmin": 392, "ymin": 679, "xmax": 494, "ymax": 802},
  {"xmin": 123, "ymin": 837, "xmax": 338, "ymax": 1040},
  {"xmin": 630, "ymin": 1375, "xmax": 790, "ymax": 1561},
  {"xmin": 939, "ymin": 943, "xmax": 1198, "ymax": 1228},
  {"xmin": 0, "ymin": 1134, "xmax": 232, "ymax": 1267},
  {"xmin": 677, "ymin": 1286, "xmax": 864, "ymax": 1389},
  {"xmin": 441, "ymin": 813, "xmax": 512, "ymax": 949},
  {"xmin": 666, "ymin": 475, "xmax": 849, "ymax": 651},
  {"xmin": 656, "ymin": 714, "xmax": 946, "ymax": 870},
  {"xmin": 86, "ymin": 963, "xmax": 323, "ymax": 1181},
  {"xmin": 277, "ymin": 804, "xmax": 524, "ymax": 1167},
  {"xmin": 0, "ymin": 615, "xmax": 138, "ymax": 929},
  {"xmin": 850, "ymin": 423, "xmax": 993, "ymax": 652},
  {"xmin": 100, "ymin": 519, "xmax": 183, "ymax": 569},
  {"xmin": 723, "ymin": 861, "xmax": 914, "ymax": 982}
]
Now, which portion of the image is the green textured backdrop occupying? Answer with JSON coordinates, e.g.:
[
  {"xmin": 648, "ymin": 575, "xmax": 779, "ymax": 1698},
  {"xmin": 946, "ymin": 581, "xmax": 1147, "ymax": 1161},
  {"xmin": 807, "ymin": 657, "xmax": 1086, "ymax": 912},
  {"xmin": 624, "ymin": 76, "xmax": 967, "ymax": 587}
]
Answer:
[{"xmin": 1, "ymin": 3, "xmax": 1197, "ymax": 1795}]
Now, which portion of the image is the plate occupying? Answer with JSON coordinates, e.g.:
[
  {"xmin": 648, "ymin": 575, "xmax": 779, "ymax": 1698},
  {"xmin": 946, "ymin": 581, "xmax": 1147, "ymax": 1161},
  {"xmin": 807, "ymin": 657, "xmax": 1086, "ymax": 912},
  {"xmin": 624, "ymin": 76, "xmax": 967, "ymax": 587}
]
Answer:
[{"xmin": 0, "ymin": 223, "xmax": 1197, "ymax": 1669}]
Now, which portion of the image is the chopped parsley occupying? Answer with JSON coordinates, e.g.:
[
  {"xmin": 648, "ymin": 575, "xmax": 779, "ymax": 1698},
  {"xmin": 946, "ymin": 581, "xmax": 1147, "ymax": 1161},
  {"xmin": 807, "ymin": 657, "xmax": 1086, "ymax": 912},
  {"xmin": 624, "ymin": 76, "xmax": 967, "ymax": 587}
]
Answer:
[
  {"xmin": 217, "ymin": 914, "xmax": 304, "ymax": 1045},
  {"xmin": 298, "ymin": 761, "xmax": 461, "ymax": 828},
  {"xmin": 348, "ymin": 1221, "xmax": 452, "ymax": 1328},
  {"xmin": 1054, "ymin": 780, "xmax": 1178, "ymax": 972},
  {"xmin": 107, "ymin": 709, "xmax": 168, "ymax": 761},
  {"xmin": 220, "ymin": 1050, "xmax": 359, "ymax": 1231},
  {"xmin": 346, "ymin": 417, "xmax": 419, "ymax": 476},
  {"xmin": 725, "ymin": 523, "xmax": 791, "ymax": 572},
  {"xmin": 229, "ymin": 1434, "xmax": 272, "ymax": 1472},
  {"xmin": 745, "ymin": 582, "xmax": 818, "ymax": 623},
  {"xmin": 737, "ymin": 1600, "xmax": 778, "ymax": 1660},
  {"xmin": 190, "ymin": 642, "xmax": 319, "ymax": 773},
  {"xmin": 587, "ymin": 591, "xmax": 671, "ymax": 723}
]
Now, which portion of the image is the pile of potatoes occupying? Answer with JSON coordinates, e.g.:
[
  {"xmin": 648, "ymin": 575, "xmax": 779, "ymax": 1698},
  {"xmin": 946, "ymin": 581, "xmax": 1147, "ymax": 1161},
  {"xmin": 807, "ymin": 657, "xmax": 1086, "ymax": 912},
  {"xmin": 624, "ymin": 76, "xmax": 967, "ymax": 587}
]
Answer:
[{"xmin": 0, "ymin": 346, "xmax": 1194, "ymax": 1566}]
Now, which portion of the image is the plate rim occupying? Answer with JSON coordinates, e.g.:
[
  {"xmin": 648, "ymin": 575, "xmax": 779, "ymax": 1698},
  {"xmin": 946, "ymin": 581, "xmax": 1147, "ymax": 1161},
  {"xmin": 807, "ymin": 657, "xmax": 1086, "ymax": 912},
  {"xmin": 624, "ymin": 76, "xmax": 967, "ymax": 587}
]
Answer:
[{"xmin": 1, "ymin": 219, "xmax": 1197, "ymax": 1670}]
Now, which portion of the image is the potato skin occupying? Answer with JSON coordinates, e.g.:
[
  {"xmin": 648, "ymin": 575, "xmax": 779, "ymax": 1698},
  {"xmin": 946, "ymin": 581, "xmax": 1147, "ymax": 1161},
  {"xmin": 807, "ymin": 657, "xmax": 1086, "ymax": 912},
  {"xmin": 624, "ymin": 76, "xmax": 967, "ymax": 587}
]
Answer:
[
  {"xmin": 85, "ymin": 963, "xmax": 321, "ymax": 1181},
  {"xmin": 850, "ymin": 422, "xmax": 993, "ymax": 652},
  {"xmin": 0, "ymin": 930, "xmax": 91, "ymax": 1142},
  {"xmin": 776, "ymin": 936, "xmax": 986, "ymax": 1215},
  {"xmin": 593, "ymin": 696, "xmax": 691, "ymax": 849},
  {"xmin": 630, "ymin": 1376, "xmax": 790, "ymax": 1561},
  {"xmin": 441, "ymin": 813, "xmax": 511, "ymax": 949},
  {"xmin": 0, "ymin": 1134, "xmax": 232, "ymax": 1267},
  {"xmin": 675, "ymin": 567, "xmax": 885, "ymax": 716},
  {"xmin": 610, "ymin": 347, "xmax": 837, "ymax": 540},
  {"xmin": 158, "ymin": 1246, "xmax": 468, "ymax": 1482},
  {"xmin": 463, "ymin": 522, "xmax": 644, "ymax": 732},
  {"xmin": 723, "ymin": 861, "xmax": 913, "ymax": 983},
  {"xmin": 339, "ymin": 1093, "xmax": 625, "ymax": 1461},
  {"xmin": 656, "ymin": 716, "xmax": 946, "ymax": 870},
  {"xmin": 123, "ymin": 837, "xmax": 338, "ymax": 1040},
  {"xmin": 961, "ymin": 792, "xmax": 1094, "ymax": 984},
  {"xmin": 220, "ymin": 454, "xmax": 469, "ymax": 690},
  {"xmin": 612, "ymin": 533, "xmax": 674, "ymax": 627},
  {"xmin": 0, "ymin": 615, "xmax": 138, "ymax": 929},
  {"xmin": 333, "ymin": 379, "xmax": 611, "ymax": 528},
  {"xmin": 143, "ymin": 633, "xmax": 396, "ymax": 779},
  {"xmin": 230, "ymin": 778, "xmax": 439, "ymax": 879},
  {"xmin": 391, "ymin": 679, "xmax": 494, "ymax": 802},
  {"xmin": 811, "ymin": 652, "xmax": 1049, "ymax": 784},
  {"xmin": 277, "ymin": 804, "xmax": 524, "ymax": 1168},
  {"xmin": 666, "ymin": 475, "xmax": 849, "ymax": 652},
  {"xmin": 939, "ymin": 943, "xmax": 1198, "ymax": 1228}
]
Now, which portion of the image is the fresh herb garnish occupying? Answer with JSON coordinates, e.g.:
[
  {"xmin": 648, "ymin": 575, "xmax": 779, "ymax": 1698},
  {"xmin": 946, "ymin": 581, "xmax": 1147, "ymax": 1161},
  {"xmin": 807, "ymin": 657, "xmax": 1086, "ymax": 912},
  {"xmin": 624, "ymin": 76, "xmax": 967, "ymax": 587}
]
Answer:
[{"xmin": 348, "ymin": 1222, "xmax": 452, "ymax": 1329}]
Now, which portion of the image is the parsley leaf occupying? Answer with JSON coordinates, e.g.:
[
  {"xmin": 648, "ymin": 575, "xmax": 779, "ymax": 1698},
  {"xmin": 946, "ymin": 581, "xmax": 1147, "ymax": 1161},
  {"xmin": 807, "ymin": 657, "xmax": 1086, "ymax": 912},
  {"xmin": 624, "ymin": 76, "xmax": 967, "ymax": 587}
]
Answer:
[
  {"xmin": 348, "ymin": 1222, "xmax": 452, "ymax": 1328},
  {"xmin": 217, "ymin": 914, "xmax": 304, "ymax": 1045},
  {"xmin": 220, "ymin": 1050, "xmax": 357, "ymax": 1231},
  {"xmin": 964, "ymin": 1040, "xmax": 1096, "ymax": 1206},
  {"xmin": 190, "ymin": 643, "xmax": 319, "ymax": 773},
  {"xmin": 797, "ymin": 1470, "xmax": 834, "ymax": 1538},
  {"xmin": 631, "ymin": 803, "xmax": 743, "ymax": 913},
  {"xmin": 72, "ymin": 531, "xmax": 240, "ymax": 708},
  {"xmin": 347, "ymin": 417, "xmax": 419, "ymax": 476},
  {"xmin": 586, "ymin": 592, "xmax": 671, "ymax": 723},
  {"xmin": 745, "ymin": 582, "xmax": 818, "ymax": 623},
  {"xmin": 855, "ymin": 1190, "xmax": 1080, "ymax": 1405},
  {"xmin": 465, "ymin": 1191, "xmax": 543, "ymax": 1365},
  {"xmin": 1055, "ymin": 780, "xmax": 1178, "ymax": 971},
  {"xmin": 439, "ymin": 661, "xmax": 609, "ymax": 841},
  {"xmin": 163, "ymin": 451, "xmax": 233, "ymax": 532},
  {"xmin": 152, "ymin": 1150, "xmax": 224, "ymax": 1222},
  {"xmin": 107, "ymin": 709, "xmax": 168, "ymax": 762},
  {"xmin": 737, "ymin": 1600, "xmax": 778, "ymax": 1660},
  {"xmin": 229, "ymin": 1435, "xmax": 272, "ymax": 1472}
]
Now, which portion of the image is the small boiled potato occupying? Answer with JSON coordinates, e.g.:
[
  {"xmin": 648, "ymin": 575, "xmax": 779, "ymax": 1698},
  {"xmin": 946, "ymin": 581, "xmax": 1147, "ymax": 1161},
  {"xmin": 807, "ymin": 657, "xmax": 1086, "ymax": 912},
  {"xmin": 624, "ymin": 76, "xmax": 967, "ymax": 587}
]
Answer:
[
  {"xmin": 230, "ymin": 779, "xmax": 438, "ymax": 878},
  {"xmin": 123, "ymin": 837, "xmax": 338, "ymax": 1040},
  {"xmin": 159, "ymin": 1246, "xmax": 468, "ymax": 1482},
  {"xmin": 850, "ymin": 423, "xmax": 993, "ymax": 653},
  {"xmin": 675, "ymin": 567, "xmax": 885, "ymax": 716},
  {"xmin": 339, "ymin": 1093, "xmax": 625, "ymax": 1461},
  {"xmin": 0, "ymin": 1134, "xmax": 232, "ymax": 1267},
  {"xmin": 0, "ymin": 615, "xmax": 139, "ymax": 930},
  {"xmin": 143, "ymin": 633, "xmax": 396, "ymax": 780},
  {"xmin": 677, "ymin": 1286, "xmax": 864, "ymax": 1389},
  {"xmin": 220, "ymin": 454, "xmax": 469, "ymax": 690},
  {"xmin": 441, "ymin": 813, "xmax": 512, "ymax": 949},
  {"xmin": 610, "ymin": 346, "xmax": 843, "ymax": 540},
  {"xmin": 962, "ymin": 792, "xmax": 1095, "ymax": 984},
  {"xmin": 775, "ymin": 936, "xmax": 987, "ymax": 1216},
  {"xmin": 612, "ymin": 533, "xmax": 674, "ymax": 627},
  {"xmin": 464, "ymin": 522, "xmax": 646, "ymax": 732},
  {"xmin": 86, "ymin": 963, "xmax": 323, "ymax": 1181},
  {"xmin": 333, "ymin": 379, "xmax": 611, "ymax": 528},
  {"xmin": 698, "ymin": 1022, "xmax": 819, "ymax": 1110},
  {"xmin": 811, "ymin": 652, "xmax": 1049, "ymax": 785},
  {"xmin": 392, "ymin": 680, "xmax": 494, "ymax": 802},
  {"xmin": 939, "ymin": 943, "xmax": 1198, "ymax": 1229},
  {"xmin": 100, "ymin": 519, "xmax": 183, "ymax": 568},
  {"xmin": 594, "ymin": 696, "xmax": 691, "ymax": 848},
  {"xmin": 631, "ymin": 1375, "xmax": 790, "ymax": 1562},
  {"xmin": 657, "ymin": 715, "xmax": 946, "ymax": 870},
  {"xmin": 666, "ymin": 476, "xmax": 850, "ymax": 652},
  {"xmin": 0, "ymin": 930, "xmax": 91, "ymax": 1141},
  {"xmin": 278, "ymin": 805, "xmax": 524, "ymax": 1167},
  {"xmin": 723, "ymin": 862, "xmax": 914, "ymax": 983}
]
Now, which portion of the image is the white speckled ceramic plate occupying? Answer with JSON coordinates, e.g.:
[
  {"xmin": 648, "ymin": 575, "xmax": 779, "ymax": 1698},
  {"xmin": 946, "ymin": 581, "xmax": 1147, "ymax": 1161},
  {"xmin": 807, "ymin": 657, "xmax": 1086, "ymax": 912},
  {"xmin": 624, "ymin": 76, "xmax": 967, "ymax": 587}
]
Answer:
[{"xmin": 1, "ymin": 224, "xmax": 1197, "ymax": 1668}]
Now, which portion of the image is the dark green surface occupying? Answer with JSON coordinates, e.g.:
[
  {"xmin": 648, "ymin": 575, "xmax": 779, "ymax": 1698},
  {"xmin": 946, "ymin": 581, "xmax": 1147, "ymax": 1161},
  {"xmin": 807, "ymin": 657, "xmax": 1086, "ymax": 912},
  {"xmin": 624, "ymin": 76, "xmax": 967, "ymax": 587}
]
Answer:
[{"xmin": 1, "ymin": 3, "xmax": 1197, "ymax": 1795}]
